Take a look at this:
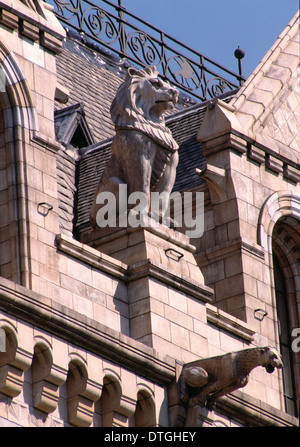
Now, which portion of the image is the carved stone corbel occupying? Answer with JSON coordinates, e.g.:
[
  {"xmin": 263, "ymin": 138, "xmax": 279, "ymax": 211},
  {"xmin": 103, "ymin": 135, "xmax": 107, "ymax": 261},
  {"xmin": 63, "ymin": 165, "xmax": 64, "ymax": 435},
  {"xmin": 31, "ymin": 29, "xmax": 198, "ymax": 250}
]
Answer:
[
  {"xmin": 33, "ymin": 363, "xmax": 68, "ymax": 414},
  {"xmin": 101, "ymin": 371, "xmax": 137, "ymax": 427},
  {"xmin": 32, "ymin": 341, "xmax": 68, "ymax": 414},
  {"xmin": 196, "ymin": 165, "xmax": 228, "ymax": 204},
  {"xmin": 67, "ymin": 360, "xmax": 102, "ymax": 427}
]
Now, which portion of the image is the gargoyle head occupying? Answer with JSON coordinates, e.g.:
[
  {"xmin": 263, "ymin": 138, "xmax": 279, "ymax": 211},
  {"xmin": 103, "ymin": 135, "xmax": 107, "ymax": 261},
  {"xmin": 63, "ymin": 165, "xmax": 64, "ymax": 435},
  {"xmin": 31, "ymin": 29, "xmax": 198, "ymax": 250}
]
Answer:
[{"xmin": 260, "ymin": 347, "xmax": 283, "ymax": 373}]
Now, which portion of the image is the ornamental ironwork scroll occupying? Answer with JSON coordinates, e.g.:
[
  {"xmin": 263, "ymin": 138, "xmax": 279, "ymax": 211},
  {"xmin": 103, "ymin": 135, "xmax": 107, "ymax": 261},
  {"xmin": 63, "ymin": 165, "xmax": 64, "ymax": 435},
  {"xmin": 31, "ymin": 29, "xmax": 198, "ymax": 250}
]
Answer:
[{"xmin": 49, "ymin": 0, "xmax": 245, "ymax": 102}]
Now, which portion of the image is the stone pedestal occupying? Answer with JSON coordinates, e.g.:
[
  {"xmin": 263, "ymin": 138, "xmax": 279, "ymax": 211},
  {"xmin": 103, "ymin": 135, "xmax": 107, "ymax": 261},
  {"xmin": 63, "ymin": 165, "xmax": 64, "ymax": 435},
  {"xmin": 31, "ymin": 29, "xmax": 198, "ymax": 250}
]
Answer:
[
  {"xmin": 88, "ymin": 220, "xmax": 204, "ymax": 284},
  {"xmin": 86, "ymin": 223, "xmax": 213, "ymax": 352}
]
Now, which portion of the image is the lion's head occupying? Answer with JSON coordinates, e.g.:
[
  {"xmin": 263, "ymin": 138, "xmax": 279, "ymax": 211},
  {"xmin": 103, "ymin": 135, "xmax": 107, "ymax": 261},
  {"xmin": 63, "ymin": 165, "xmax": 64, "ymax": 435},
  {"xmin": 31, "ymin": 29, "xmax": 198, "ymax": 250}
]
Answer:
[
  {"xmin": 110, "ymin": 66, "xmax": 179, "ymax": 151},
  {"xmin": 260, "ymin": 347, "xmax": 283, "ymax": 373}
]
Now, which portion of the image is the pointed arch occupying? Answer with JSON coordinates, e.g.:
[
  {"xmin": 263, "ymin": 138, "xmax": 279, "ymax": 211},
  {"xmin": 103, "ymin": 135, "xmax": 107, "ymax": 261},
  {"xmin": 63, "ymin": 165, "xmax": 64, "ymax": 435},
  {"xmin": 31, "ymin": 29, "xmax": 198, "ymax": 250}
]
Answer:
[
  {"xmin": 0, "ymin": 42, "xmax": 38, "ymax": 286},
  {"xmin": 257, "ymin": 191, "xmax": 300, "ymax": 253},
  {"xmin": 258, "ymin": 191, "xmax": 300, "ymax": 416},
  {"xmin": 0, "ymin": 42, "xmax": 38, "ymax": 133}
]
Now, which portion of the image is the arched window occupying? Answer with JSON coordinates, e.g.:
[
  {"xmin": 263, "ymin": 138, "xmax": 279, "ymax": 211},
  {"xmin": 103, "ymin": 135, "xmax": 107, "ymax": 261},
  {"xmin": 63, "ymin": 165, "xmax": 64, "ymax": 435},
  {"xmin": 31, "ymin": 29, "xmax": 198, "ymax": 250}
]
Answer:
[
  {"xmin": 273, "ymin": 254, "xmax": 297, "ymax": 416},
  {"xmin": 259, "ymin": 193, "xmax": 300, "ymax": 417}
]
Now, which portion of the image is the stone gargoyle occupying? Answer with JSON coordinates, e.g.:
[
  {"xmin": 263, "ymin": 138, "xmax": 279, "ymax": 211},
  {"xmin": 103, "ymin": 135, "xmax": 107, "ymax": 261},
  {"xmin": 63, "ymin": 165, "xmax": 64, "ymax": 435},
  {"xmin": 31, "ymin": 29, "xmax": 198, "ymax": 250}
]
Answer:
[
  {"xmin": 90, "ymin": 65, "xmax": 179, "ymax": 229},
  {"xmin": 179, "ymin": 346, "xmax": 282, "ymax": 410}
]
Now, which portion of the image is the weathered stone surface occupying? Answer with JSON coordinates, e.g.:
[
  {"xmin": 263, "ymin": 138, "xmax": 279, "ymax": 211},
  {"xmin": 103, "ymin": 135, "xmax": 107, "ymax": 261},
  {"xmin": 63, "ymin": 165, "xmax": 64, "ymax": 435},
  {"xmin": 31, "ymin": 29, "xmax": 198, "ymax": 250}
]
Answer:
[
  {"xmin": 0, "ymin": 0, "xmax": 299, "ymax": 428},
  {"xmin": 178, "ymin": 347, "xmax": 282, "ymax": 415}
]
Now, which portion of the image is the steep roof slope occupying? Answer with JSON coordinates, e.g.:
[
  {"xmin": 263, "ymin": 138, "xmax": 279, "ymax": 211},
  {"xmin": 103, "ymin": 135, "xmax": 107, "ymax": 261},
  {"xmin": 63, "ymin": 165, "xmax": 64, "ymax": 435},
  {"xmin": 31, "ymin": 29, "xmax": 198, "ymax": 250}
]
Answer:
[
  {"xmin": 55, "ymin": 32, "xmax": 126, "ymax": 142},
  {"xmin": 54, "ymin": 33, "xmax": 127, "ymax": 236},
  {"xmin": 230, "ymin": 11, "xmax": 299, "ymax": 161}
]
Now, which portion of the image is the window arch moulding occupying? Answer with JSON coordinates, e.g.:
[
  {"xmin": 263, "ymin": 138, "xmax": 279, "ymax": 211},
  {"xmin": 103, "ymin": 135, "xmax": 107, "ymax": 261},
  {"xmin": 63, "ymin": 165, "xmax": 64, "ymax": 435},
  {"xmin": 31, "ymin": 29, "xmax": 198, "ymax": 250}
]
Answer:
[
  {"xmin": 257, "ymin": 191, "xmax": 300, "ymax": 254},
  {"xmin": 258, "ymin": 191, "xmax": 300, "ymax": 417},
  {"xmin": 0, "ymin": 43, "xmax": 39, "ymax": 286},
  {"xmin": 0, "ymin": 41, "xmax": 60, "ymax": 152},
  {"xmin": 0, "ymin": 43, "xmax": 38, "ymax": 136}
]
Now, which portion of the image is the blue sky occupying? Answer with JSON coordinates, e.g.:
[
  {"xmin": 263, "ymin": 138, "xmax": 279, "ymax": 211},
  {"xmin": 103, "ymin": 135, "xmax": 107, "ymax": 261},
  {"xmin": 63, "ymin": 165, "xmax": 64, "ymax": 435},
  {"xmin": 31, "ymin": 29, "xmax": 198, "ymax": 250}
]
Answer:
[{"xmin": 123, "ymin": 0, "xmax": 298, "ymax": 79}]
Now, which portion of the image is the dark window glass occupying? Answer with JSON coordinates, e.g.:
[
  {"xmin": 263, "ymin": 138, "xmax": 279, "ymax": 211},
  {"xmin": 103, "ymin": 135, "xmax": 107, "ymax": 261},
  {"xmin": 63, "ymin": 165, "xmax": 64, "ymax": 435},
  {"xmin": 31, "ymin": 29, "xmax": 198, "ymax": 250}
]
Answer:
[{"xmin": 273, "ymin": 255, "xmax": 297, "ymax": 416}]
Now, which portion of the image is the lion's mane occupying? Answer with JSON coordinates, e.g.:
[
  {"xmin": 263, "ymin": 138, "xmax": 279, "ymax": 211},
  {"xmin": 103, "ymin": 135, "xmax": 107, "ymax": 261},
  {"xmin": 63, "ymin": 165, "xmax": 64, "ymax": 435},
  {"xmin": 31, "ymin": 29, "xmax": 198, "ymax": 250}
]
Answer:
[{"xmin": 110, "ymin": 66, "xmax": 179, "ymax": 152}]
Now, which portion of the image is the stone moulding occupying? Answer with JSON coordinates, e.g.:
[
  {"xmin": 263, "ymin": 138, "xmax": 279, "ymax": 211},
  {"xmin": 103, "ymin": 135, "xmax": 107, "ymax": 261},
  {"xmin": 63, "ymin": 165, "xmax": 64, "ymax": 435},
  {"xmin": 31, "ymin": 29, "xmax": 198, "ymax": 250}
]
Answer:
[
  {"xmin": 216, "ymin": 389, "xmax": 299, "ymax": 427},
  {"xmin": 56, "ymin": 233, "xmax": 128, "ymax": 280},
  {"xmin": 0, "ymin": 0, "xmax": 65, "ymax": 53},
  {"xmin": 197, "ymin": 237, "xmax": 265, "ymax": 267},
  {"xmin": 128, "ymin": 259, "xmax": 213, "ymax": 304},
  {"xmin": 0, "ymin": 277, "xmax": 176, "ymax": 386},
  {"xmin": 258, "ymin": 191, "xmax": 300, "ymax": 253},
  {"xmin": 197, "ymin": 98, "xmax": 300, "ymax": 185},
  {"xmin": 57, "ymin": 233, "xmax": 213, "ymax": 304},
  {"xmin": 206, "ymin": 304, "xmax": 255, "ymax": 343},
  {"xmin": 88, "ymin": 223, "xmax": 197, "ymax": 253}
]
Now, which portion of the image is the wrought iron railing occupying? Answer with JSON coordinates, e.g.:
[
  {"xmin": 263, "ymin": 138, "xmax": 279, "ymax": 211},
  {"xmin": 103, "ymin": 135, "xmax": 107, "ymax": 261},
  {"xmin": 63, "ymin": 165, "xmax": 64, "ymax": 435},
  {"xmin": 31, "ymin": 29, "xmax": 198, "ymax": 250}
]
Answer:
[{"xmin": 48, "ymin": 0, "xmax": 245, "ymax": 102}]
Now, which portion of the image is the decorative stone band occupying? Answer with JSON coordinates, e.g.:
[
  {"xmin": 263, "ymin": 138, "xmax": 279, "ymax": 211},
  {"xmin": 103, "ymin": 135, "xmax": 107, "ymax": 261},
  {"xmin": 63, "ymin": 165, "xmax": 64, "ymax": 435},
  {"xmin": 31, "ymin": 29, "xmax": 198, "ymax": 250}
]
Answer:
[
  {"xmin": 128, "ymin": 258, "xmax": 213, "ymax": 304},
  {"xmin": 0, "ymin": 276, "xmax": 176, "ymax": 426},
  {"xmin": 216, "ymin": 389, "xmax": 299, "ymax": 427},
  {"xmin": 247, "ymin": 143, "xmax": 300, "ymax": 185},
  {"xmin": 0, "ymin": 276, "xmax": 176, "ymax": 387},
  {"xmin": 57, "ymin": 232, "xmax": 214, "ymax": 303},
  {"xmin": 197, "ymin": 99, "xmax": 300, "ymax": 186},
  {"xmin": 0, "ymin": 3, "xmax": 64, "ymax": 54},
  {"xmin": 206, "ymin": 303, "xmax": 255, "ymax": 343}
]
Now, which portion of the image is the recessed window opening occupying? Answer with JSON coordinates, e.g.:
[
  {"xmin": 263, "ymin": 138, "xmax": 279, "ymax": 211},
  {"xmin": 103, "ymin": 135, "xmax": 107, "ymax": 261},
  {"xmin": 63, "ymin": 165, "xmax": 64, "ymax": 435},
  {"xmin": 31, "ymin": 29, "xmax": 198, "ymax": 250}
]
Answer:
[{"xmin": 273, "ymin": 254, "xmax": 297, "ymax": 416}]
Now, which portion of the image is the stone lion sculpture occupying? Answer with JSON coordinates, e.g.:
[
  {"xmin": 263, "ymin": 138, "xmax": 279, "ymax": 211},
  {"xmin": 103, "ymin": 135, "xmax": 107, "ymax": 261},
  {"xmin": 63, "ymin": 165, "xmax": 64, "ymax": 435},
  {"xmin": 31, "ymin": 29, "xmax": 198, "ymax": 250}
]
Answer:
[
  {"xmin": 179, "ymin": 346, "xmax": 282, "ymax": 410},
  {"xmin": 90, "ymin": 66, "xmax": 179, "ymax": 229}
]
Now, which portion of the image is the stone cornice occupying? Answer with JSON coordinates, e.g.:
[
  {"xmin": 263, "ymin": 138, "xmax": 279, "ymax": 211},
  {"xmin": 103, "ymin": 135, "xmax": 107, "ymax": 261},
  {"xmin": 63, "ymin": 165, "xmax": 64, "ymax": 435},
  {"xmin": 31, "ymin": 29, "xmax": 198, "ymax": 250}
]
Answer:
[
  {"xmin": 0, "ymin": 276, "xmax": 176, "ymax": 386},
  {"xmin": 201, "ymin": 128, "xmax": 300, "ymax": 184},
  {"xmin": 128, "ymin": 259, "xmax": 213, "ymax": 303},
  {"xmin": 56, "ymin": 233, "xmax": 128, "ymax": 280},
  {"xmin": 217, "ymin": 389, "xmax": 299, "ymax": 427},
  {"xmin": 206, "ymin": 303, "xmax": 255, "ymax": 343},
  {"xmin": 57, "ymin": 233, "xmax": 213, "ymax": 303},
  {"xmin": 196, "ymin": 237, "xmax": 265, "ymax": 266},
  {"xmin": 197, "ymin": 99, "xmax": 300, "ymax": 184}
]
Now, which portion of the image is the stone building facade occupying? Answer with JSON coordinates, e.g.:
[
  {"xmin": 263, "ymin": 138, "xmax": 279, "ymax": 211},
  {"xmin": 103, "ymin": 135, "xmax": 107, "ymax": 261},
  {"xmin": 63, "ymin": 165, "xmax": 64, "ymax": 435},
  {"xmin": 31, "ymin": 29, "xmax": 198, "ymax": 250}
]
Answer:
[{"xmin": 0, "ymin": 0, "xmax": 299, "ymax": 427}]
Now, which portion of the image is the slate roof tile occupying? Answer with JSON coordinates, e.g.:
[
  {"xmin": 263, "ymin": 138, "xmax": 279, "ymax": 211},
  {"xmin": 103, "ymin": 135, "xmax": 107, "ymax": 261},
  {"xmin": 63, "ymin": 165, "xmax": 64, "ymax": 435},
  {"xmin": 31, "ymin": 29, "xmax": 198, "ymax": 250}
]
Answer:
[{"xmin": 55, "ymin": 36, "xmax": 125, "ymax": 143}]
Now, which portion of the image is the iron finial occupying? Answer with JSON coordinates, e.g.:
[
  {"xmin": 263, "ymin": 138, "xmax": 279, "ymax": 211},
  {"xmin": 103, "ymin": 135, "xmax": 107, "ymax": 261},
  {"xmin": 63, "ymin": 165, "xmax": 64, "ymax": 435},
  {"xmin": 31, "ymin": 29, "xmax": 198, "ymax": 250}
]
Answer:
[{"xmin": 234, "ymin": 46, "xmax": 245, "ymax": 85}]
